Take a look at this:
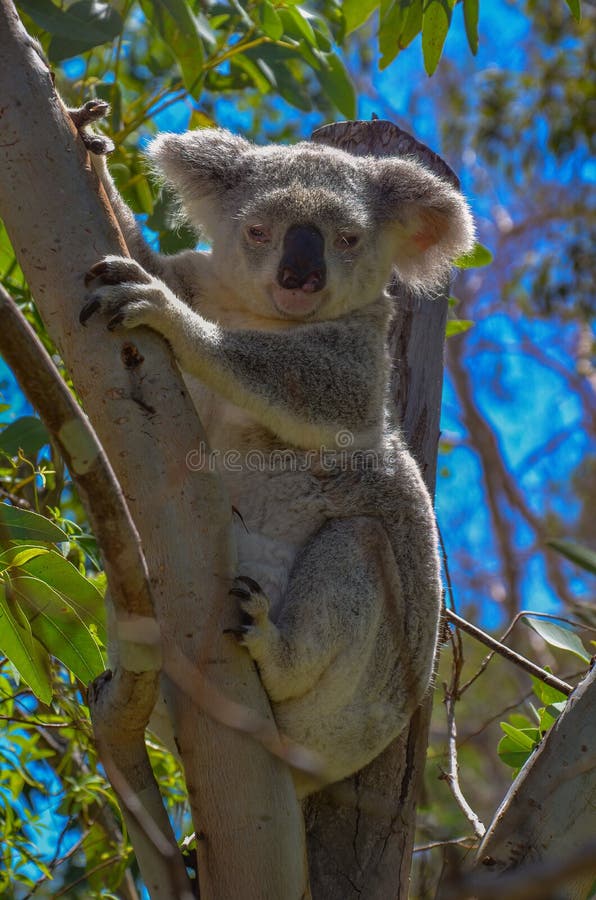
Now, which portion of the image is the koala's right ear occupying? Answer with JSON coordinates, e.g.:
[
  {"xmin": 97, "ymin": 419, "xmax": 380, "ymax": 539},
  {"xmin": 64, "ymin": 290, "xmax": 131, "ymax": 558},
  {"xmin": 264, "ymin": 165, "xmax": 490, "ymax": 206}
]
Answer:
[{"xmin": 145, "ymin": 128, "xmax": 252, "ymax": 229}]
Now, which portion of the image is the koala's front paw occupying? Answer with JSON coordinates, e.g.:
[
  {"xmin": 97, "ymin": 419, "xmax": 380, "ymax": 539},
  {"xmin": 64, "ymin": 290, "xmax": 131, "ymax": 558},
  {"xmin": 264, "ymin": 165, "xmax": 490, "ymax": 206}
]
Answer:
[
  {"xmin": 229, "ymin": 576, "xmax": 273, "ymax": 656},
  {"xmin": 80, "ymin": 256, "xmax": 169, "ymax": 331},
  {"xmin": 68, "ymin": 100, "xmax": 115, "ymax": 155}
]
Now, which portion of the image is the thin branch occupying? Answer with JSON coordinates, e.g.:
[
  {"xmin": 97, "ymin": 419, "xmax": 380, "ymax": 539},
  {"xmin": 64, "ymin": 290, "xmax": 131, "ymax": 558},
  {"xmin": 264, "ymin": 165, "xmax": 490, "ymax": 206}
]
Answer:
[
  {"xmin": 414, "ymin": 837, "xmax": 478, "ymax": 854},
  {"xmin": 460, "ymin": 609, "xmax": 594, "ymax": 695},
  {"xmin": 439, "ymin": 629, "xmax": 486, "ymax": 839},
  {"xmin": 445, "ymin": 609, "xmax": 574, "ymax": 696}
]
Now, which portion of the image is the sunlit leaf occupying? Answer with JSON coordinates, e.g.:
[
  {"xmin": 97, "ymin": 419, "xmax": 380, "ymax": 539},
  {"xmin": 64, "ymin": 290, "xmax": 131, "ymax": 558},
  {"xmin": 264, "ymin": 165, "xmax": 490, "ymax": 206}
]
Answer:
[
  {"xmin": 523, "ymin": 616, "xmax": 591, "ymax": 663},
  {"xmin": 499, "ymin": 721, "xmax": 539, "ymax": 749},
  {"xmin": 445, "ymin": 319, "xmax": 474, "ymax": 337},
  {"xmin": 564, "ymin": 0, "xmax": 581, "ymax": 22},
  {"xmin": 18, "ymin": 549, "xmax": 106, "ymax": 641},
  {"xmin": 463, "ymin": 0, "xmax": 478, "ymax": 54},
  {"xmin": 454, "ymin": 242, "xmax": 493, "ymax": 269},
  {"xmin": 10, "ymin": 575, "xmax": 105, "ymax": 683},
  {"xmin": 0, "ymin": 504, "xmax": 69, "ymax": 544},
  {"xmin": 312, "ymin": 52, "xmax": 357, "ymax": 119},
  {"xmin": 530, "ymin": 673, "xmax": 569, "ymax": 706},
  {"xmin": 343, "ymin": 0, "xmax": 379, "ymax": 34},
  {"xmin": 259, "ymin": 1, "xmax": 284, "ymax": 40},
  {"xmin": 422, "ymin": 0, "xmax": 453, "ymax": 76},
  {"xmin": 379, "ymin": 0, "xmax": 422, "ymax": 69},
  {"xmin": 0, "ymin": 580, "xmax": 52, "ymax": 703}
]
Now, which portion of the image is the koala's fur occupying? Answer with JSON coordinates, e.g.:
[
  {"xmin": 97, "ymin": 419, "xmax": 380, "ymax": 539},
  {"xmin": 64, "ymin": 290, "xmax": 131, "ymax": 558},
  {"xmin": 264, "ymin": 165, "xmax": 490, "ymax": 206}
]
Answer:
[{"xmin": 79, "ymin": 111, "xmax": 475, "ymax": 796}]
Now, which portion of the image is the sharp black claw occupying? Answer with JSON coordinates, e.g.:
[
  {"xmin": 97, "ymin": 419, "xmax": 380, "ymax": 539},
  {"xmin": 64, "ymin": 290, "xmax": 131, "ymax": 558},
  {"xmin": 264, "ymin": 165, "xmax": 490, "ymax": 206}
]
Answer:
[
  {"xmin": 236, "ymin": 576, "xmax": 262, "ymax": 593},
  {"xmin": 85, "ymin": 261, "xmax": 108, "ymax": 286},
  {"xmin": 79, "ymin": 298, "xmax": 100, "ymax": 325},
  {"xmin": 222, "ymin": 626, "xmax": 248, "ymax": 639},
  {"xmin": 107, "ymin": 313, "xmax": 125, "ymax": 331}
]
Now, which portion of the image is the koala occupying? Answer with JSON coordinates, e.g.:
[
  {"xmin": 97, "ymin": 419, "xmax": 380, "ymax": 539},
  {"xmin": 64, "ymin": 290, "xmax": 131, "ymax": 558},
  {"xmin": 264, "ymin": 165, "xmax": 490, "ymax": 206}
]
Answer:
[{"xmin": 75, "ymin": 102, "xmax": 474, "ymax": 797}]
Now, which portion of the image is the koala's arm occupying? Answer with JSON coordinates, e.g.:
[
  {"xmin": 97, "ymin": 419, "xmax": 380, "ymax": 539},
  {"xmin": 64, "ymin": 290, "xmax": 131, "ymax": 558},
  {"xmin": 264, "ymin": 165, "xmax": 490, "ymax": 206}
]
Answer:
[{"xmin": 81, "ymin": 258, "xmax": 386, "ymax": 449}]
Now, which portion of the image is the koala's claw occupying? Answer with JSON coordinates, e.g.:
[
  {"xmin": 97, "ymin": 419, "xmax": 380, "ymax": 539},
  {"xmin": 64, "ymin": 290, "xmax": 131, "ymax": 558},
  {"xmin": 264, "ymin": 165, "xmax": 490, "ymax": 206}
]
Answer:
[
  {"xmin": 229, "ymin": 576, "xmax": 271, "ymax": 647},
  {"xmin": 79, "ymin": 297, "xmax": 101, "ymax": 326}
]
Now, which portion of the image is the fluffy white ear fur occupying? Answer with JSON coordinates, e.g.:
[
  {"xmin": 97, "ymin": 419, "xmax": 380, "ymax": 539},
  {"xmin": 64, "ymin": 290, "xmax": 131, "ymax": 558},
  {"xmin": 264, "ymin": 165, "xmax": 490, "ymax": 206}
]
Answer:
[
  {"xmin": 145, "ymin": 129, "xmax": 252, "ymax": 232},
  {"xmin": 372, "ymin": 158, "xmax": 476, "ymax": 289}
]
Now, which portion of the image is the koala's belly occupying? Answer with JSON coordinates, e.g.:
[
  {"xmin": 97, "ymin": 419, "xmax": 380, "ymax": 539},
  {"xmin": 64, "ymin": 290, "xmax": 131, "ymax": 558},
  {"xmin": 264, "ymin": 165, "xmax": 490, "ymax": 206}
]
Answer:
[{"xmin": 184, "ymin": 374, "xmax": 330, "ymax": 609}]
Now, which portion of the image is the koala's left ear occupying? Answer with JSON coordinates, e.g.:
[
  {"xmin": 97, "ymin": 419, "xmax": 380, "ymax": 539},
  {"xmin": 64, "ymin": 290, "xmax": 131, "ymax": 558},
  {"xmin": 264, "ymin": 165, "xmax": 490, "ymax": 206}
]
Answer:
[
  {"xmin": 371, "ymin": 158, "xmax": 475, "ymax": 289},
  {"xmin": 145, "ymin": 128, "xmax": 252, "ymax": 231}
]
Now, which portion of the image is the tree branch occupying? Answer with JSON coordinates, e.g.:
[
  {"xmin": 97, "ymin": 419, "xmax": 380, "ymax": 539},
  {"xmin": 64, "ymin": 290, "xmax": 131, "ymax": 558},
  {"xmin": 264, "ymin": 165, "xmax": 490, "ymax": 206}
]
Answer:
[
  {"xmin": 446, "ymin": 609, "xmax": 574, "ymax": 696},
  {"xmin": 0, "ymin": 283, "xmax": 192, "ymax": 898}
]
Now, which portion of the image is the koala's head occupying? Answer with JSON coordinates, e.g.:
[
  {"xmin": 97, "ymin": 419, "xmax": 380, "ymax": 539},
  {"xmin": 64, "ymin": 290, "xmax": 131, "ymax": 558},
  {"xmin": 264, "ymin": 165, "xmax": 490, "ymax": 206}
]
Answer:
[{"xmin": 147, "ymin": 128, "xmax": 475, "ymax": 321}]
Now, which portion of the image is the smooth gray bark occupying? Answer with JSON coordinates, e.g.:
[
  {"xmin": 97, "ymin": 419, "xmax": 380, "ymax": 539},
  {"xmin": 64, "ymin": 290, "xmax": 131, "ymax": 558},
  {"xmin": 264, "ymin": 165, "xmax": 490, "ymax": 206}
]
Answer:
[{"xmin": 0, "ymin": 4, "xmax": 307, "ymax": 898}]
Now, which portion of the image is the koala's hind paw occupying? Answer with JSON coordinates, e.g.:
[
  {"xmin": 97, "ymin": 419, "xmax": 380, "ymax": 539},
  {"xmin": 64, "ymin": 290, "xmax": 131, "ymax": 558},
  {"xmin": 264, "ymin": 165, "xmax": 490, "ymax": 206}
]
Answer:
[{"xmin": 229, "ymin": 576, "xmax": 272, "ymax": 651}]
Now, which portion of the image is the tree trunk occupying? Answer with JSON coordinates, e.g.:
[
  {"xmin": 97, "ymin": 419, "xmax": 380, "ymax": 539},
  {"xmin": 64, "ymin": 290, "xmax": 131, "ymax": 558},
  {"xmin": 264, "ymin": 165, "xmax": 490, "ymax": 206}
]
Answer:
[
  {"xmin": 306, "ymin": 120, "xmax": 454, "ymax": 899},
  {"xmin": 466, "ymin": 665, "xmax": 596, "ymax": 900},
  {"xmin": 0, "ymin": 4, "xmax": 307, "ymax": 898}
]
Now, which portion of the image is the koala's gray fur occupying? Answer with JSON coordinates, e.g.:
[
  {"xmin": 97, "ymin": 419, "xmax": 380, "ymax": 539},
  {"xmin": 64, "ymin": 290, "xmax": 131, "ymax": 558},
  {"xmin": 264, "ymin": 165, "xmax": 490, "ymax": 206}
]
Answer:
[{"xmin": 78, "ymin": 108, "xmax": 475, "ymax": 796}]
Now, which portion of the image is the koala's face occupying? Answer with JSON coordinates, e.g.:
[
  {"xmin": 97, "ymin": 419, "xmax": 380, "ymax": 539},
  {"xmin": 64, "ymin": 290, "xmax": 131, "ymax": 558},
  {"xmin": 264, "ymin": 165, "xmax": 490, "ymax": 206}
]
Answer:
[{"xmin": 147, "ymin": 129, "xmax": 475, "ymax": 322}]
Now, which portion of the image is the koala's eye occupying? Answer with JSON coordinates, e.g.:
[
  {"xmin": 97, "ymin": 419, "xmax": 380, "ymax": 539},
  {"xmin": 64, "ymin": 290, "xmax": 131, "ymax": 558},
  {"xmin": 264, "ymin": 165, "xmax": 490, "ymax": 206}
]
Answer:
[
  {"xmin": 247, "ymin": 225, "xmax": 271, "ymax": 244},
  {"xmin": 335, "ymin": 232, "xmax": 360, "ymax": 250}
]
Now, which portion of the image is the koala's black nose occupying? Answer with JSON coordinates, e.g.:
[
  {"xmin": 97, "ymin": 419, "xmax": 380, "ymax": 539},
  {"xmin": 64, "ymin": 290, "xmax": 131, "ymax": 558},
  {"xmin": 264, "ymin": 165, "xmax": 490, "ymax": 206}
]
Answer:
[{"xmin": 277, "ymin": 224, "xmax": 326, "ymax": 293}]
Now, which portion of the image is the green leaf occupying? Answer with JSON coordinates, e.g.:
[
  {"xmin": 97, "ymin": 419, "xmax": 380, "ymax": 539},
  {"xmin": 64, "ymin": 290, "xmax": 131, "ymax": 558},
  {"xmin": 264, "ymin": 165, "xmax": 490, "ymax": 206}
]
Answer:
[
  {"xmin": 313, "ymin": 52, "xmax": 357, "ymax": 119},
  {"xmin": 10, "ymin": 575, "xmax": 105, "ymax": 684},
  {"xmin": 499, "ymin": 721, "xmax": 539, "ymax": 749},
  {"xmin": 139, "ymin": 0, "xmax": 204, "ymax": 95},
  {"xmin": 28, "ymin": 0, "xmax": 125, "ymax": 63},
  {"xmin": 497, "ymin": 733, "xmax": 532, "ymax": 771},
  {"xmin": 379, "ymin": 0, "xmax": 423, "ymax": 69},
  {"xmin": 422, "ymin": 0, "xmax": 453, "ymax": 76},
  {"xmin": 454, "ymin": 242, "xmax": 493, "ymax": 269},
  {"xmin": 523, "ymin": 616, "xmax": 591, "ymax": 663},
  {"xmin": 539, "ymin": 701, "xmax": 566, "ymax": 732},
  {"xmin": 18, "ymin": 550, "xmax": 106, "ymax": 642},
  {"xmin": 0, "ymin": 505, "xmax": 69, "ymax": 545},
  {"xmin": 463, "ymin": 0, "xmax": 478, "ymax": 54},
  {"xmin": 343, "ymin": 0, "xmax": 379, "ymax": 34},
  {"xmin": 259, "ymin": 1, "xmax": 284, "ymax": 40},
  {"xmin": 0, "ymin": 580, "xmax": 52, "ymax": 704},
  {"xmin": 0, "ymin": 417, "xmax": 50, "ymax": 460},
  {"xmin": 0, "ymin": 547, "xmax": 49, "ymax": 568},
  {"xmin": 530, "ymin": 673, "xmax": 569, "ymax": 706},
  {"xmin": 280, "ymin": 7, "xmax": 318, "ymax": 48},
  {"xmin": 564, "ymin": 0, "xmax": 581, "ymax": 22},
  {"xmin": 547, "ymin": 539, "xmax": 596, "ymax": 574},
  {"xmin": 446, "ymin": 319, "xmax": 474, "ymax": 337}
]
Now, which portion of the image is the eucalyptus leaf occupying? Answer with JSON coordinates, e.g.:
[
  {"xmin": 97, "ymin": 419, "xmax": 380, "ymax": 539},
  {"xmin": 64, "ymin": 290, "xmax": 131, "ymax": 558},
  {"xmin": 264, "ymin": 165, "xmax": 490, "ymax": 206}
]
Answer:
[
  {"xmin": 0, "ymin": 417, "xmax": 50, "ymax": 460},
  {"xmin": 547, "ymin": 538, "xmax": 596, "ymax": 574},
  {"xmin": 523, "ymin": 616, "xmax": 590, "ymax": 663},
  {"xmin": 10, "ymin": 575, "xmax": 105, "ymax": 683},
  {"xmin": 0, "ymin": 505, "xmax": 69, "ymax": 545},
  {"xmin": 422, "ymin": 0, "xmax": 452, "ymax": 76},
  {"xmin": 454, "ymin": 242, "xmax": 493, "ymax": 269},
  {"xmin": 312, "ymin": 52, "xmax": 357, "ymax": 119},
  {"xmin": 463, "ymin": 0, "xmax": 479, "ymax": 54},
  {"xmin": 446, "ymin": 319, "xmax": 474, "ymax": 337},
  {"xmin": 0, "ymin": 580, "xmax": 52, "ymax": 704},
  {"xmin": 343, "ymin": 0, "xmax": 378, "ymax": 35}
]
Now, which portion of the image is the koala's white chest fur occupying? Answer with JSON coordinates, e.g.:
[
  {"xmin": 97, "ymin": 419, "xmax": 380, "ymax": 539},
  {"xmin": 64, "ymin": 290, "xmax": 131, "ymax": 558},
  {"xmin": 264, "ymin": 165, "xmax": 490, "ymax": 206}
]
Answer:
[{"xmin": 183, "ymin": 372, "xmax": 329, "ymax": 613}]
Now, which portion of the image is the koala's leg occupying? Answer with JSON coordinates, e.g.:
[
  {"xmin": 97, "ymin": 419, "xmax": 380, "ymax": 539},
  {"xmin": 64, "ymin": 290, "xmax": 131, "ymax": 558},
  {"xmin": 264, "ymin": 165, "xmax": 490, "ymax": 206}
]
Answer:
[{"xmin": 235, "ymin": 517, "xmax": 427, "ymax": 707}]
